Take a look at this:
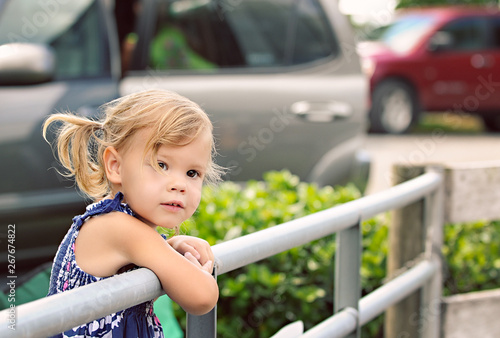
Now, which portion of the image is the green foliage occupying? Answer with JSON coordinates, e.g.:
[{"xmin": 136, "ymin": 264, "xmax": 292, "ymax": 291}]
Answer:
[
  {"xmin": 397, "ymin": 0, "xmax": 498, "ymax": 9},
  {"xmin": 160, "ymin": 169, "xmax": 499, "ymax": 337},
  {"xmin": 442, "ymin": 219, "xmax": 500, "ymax": 296}
]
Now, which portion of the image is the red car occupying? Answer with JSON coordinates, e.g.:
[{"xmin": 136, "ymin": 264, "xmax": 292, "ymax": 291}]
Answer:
[{"xmin": 358, "ymin": 6, "xmax": 500, "ymax": 134}]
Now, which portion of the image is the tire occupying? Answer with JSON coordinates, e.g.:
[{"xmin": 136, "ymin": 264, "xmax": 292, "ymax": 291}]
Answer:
[{"xmin": 369, "ymin": 80, "xmax": 420, "ymax": 134}]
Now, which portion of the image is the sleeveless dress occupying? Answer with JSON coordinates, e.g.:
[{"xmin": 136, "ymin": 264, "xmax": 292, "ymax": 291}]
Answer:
[{"xmin": 47, "ymin": 192, "xmax": 164, "ymax": 337}]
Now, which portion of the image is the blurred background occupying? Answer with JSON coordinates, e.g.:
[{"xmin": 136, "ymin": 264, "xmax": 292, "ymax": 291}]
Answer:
[{"xmin": 340, "ymin": 0, "xmax": 500, "ymax": 193}]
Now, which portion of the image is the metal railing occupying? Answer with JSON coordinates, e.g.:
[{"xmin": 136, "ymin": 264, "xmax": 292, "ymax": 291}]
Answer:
[{"xmin": 0, "ymin": 168, "xmax": 444, "ymax": 337}]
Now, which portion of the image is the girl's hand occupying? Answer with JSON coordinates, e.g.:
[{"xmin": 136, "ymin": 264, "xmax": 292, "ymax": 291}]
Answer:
[
  {"xmin": 167, "ymin": 235, "xmax": 215, "ymax": 272},
  {"xmin": 184, "ymin": 252, "xmax": 213, "ymax": 274}
]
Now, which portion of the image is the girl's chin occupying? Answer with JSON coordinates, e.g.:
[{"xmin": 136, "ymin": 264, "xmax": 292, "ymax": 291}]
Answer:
[{"xmin": 135, "ymin": 214, "xmax": 180, "ymax": 230}]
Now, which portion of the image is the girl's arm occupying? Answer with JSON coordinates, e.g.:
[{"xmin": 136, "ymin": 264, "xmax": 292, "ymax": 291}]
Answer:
[{"xmin": 75, "ymin": 212, "xmax": 218, "ymax": 315}]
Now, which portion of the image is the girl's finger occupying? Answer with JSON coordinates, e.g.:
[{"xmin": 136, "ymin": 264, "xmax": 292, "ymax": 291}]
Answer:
[
  {"xmin": 184, "ymin": 252, "xmax": 201, "ymax": 266},
  {"xmin": 201, "ymin": 260, "xmax": 213, "ymax": 274},
  {"xmin": 185, "ymin": 246, "xmax": 202, "ymax": 260}
]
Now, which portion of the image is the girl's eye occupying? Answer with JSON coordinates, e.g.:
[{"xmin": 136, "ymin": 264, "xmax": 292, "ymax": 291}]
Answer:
[
  {"xmin": 187, "ymin": 169, "xmax": 200, "ymax": 178},
  {"xmin": 158, "ymin": 162, "xmax": 168, "ymax": 171}
]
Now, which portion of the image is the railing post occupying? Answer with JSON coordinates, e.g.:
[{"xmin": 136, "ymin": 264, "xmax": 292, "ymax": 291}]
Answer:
[
  {"xmin": 186, "ymin": 266, "xmax": 217, "ymax": 338},
  {"xmin": 335, "ymin": 218, "xmax": 361, "ymax": 338},
  {"xmin": 385, "ymin": 165, "xmax": 426, "ymax": 338},
  {"xmin": 420, "ymin": 166, "xmax": 444, "ymax": 338}
]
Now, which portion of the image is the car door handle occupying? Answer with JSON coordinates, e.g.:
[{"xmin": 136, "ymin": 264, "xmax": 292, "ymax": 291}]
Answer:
[{"xmin": 290, "ymin": 100, "xmax": 352, "ymax": 122}]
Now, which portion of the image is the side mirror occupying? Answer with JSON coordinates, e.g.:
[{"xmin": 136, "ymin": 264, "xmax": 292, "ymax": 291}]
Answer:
[
  {"xmin": 0, "ymin": 43, "xmax": 56, "ymax": 85},
  {"xmin": 428, "ymin": 31, "xmax": 454, "ymax": 52}
]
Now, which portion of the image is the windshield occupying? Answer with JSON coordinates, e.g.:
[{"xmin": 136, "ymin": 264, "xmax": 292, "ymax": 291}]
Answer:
[
  {"xmin": 378, "ymin": 14, "xmax": 438, "ymax": 54},
  {"xmin": 0, "ymin": 0, "xmax": 93, "ymax": 45}
]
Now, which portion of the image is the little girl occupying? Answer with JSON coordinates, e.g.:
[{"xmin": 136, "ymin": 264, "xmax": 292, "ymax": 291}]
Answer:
[{"xmin": 43, "ymin": 89, "xmax": 221, "ymax": 337}]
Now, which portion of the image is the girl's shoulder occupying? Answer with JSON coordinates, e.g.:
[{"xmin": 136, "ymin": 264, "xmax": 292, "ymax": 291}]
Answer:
[
  {"xmin": 75, "ymin": 192, "xmax": 157, "ymax": 278},
  {"xmin": 75, "ymin": 211, "xmax": 149, "ymax": 277},
  {"xmin": 81, "ymin": 209, "xmax": 146, "ymax": 237},
  {"xmin": 78, "ymin": 191, "xmax": 162, "ymax": 251}
]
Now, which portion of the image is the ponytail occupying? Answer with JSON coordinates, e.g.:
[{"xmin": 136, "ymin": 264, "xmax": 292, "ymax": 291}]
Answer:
[{"xmin": 43, "ymin": 113, "xmax": 108, "ymax": 200}]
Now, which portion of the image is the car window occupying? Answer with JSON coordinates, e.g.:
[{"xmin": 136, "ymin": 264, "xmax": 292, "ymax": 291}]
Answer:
[
  {"xmin": 438, "ymin": 17, "xmax": 489, "ymax": 51},
  {"xmin": 0, "ymin": 0, "xmax": 110, "ymax": 80},
  {"xmin": 379, "ymin": 14, "xmax": 437, "ymax": 53},
  {"xmin": 148, "ymin": 0, "xmax": 336, "ymax": 70}
]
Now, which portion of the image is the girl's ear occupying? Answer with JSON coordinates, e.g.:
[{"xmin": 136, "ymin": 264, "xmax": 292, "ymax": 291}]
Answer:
[{"xmin": 103, "ymin": 147, "xmax": 122, "ymax": 185}]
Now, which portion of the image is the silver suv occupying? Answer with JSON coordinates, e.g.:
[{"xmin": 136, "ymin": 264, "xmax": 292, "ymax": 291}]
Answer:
[{"xmin": 0, "ymin": 0, "xmax": 369, "ymax": 268}]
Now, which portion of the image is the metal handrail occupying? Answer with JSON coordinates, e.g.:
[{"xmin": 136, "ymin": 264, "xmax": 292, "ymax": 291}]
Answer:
[{"xmin": 0, "ymin": 171, "xmax": 443, "ymax": 337}]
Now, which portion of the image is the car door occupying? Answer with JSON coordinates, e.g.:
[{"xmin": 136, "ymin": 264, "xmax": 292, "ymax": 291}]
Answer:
[
  {"xmin": 0, "ymin": 0, "xmax": 120, "ymax": 267},
  {"xmin": 122, "ymin": 0, "xmax": 368, "ymax": 185},
  {"xmin": 422, "ymin": 16, "xmax": 499, "ymax": 112}
]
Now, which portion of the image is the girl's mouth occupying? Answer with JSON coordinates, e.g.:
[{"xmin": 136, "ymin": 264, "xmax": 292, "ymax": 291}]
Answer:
[{"xmin": 162, "ymin": 201, "xmax": 184, "ymax": 210}]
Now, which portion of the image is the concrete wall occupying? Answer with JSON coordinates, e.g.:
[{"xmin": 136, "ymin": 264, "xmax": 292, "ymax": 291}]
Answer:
[
  {"xmin": 444, "ymin": 162, "xmax": 500, "ymax": 223},
  {"xmin": 442, "ymin": 288, "xmax": 500, "ymax": 338}
]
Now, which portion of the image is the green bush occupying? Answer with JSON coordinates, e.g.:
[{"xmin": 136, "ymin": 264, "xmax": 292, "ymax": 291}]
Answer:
[
  {"xmin": 442, "ymin": 219, "xmax": 500, "ymax": 296},
  {"xmin": 160, "ymin": 170, "xmax": 499, "ymax": 337}
]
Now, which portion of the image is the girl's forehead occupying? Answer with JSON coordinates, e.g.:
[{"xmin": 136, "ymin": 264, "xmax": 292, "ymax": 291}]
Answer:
[
  {"xmin": 157, "ymin": 129, "xmax": 212, "ymax": 152},
  {"xmin": 126, "ymin": 127, "xmax": 211, "ymax": 155}
]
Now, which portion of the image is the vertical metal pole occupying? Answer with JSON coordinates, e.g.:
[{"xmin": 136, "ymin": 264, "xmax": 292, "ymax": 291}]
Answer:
[
  {"xmin": 335, "ymin": 219, "xmax": 361, "ymax": 338},
  {"xmin": 186, "ymin": 265, "xmax": 217, "ymax": 338},
  {"xmin": 421, "ymin": 166, "xmax": 444, "ymax": 338},
  {"xmin": 385, "ymin": 165, "xmax": 426, "ymax": 338}
]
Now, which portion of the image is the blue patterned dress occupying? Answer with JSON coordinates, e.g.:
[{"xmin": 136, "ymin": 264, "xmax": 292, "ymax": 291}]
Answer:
[{"xmin": 47, "ymin": 192, "xmax": 164, "ymax": 337}]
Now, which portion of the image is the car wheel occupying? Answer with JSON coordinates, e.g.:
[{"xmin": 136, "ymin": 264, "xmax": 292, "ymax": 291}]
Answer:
[
  {"xmin": 369, "ymin": 80, "xmax": 419, "ymax": 134},
  {"xmin": 481, "ymin": 115, "xmax": 500, "ymax": 132}
]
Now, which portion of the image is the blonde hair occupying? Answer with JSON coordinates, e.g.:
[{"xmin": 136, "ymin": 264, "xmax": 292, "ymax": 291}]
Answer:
[{"xmin": 43, "ymin": 89, "xmax": 222, "ymax": 201}]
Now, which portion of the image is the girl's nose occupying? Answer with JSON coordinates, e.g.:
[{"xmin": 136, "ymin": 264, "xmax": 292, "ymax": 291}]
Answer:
[
  {"xmin": 171, "ymin": 185, "xmax": 186, "ymax": 193},
  {"xmin": 169, "ymin": 175, "xmax": 187, "ymax": 193}
]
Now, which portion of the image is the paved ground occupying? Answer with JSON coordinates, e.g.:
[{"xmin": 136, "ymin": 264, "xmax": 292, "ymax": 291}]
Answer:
[{"xmin": 363, "ymin": 133, "xmax": 500, "ymax": 194}]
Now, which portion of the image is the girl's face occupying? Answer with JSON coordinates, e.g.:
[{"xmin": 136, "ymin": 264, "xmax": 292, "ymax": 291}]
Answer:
[{"xmin": 111, "ymin": 128, "xmax": 212, "ymax": 229}]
